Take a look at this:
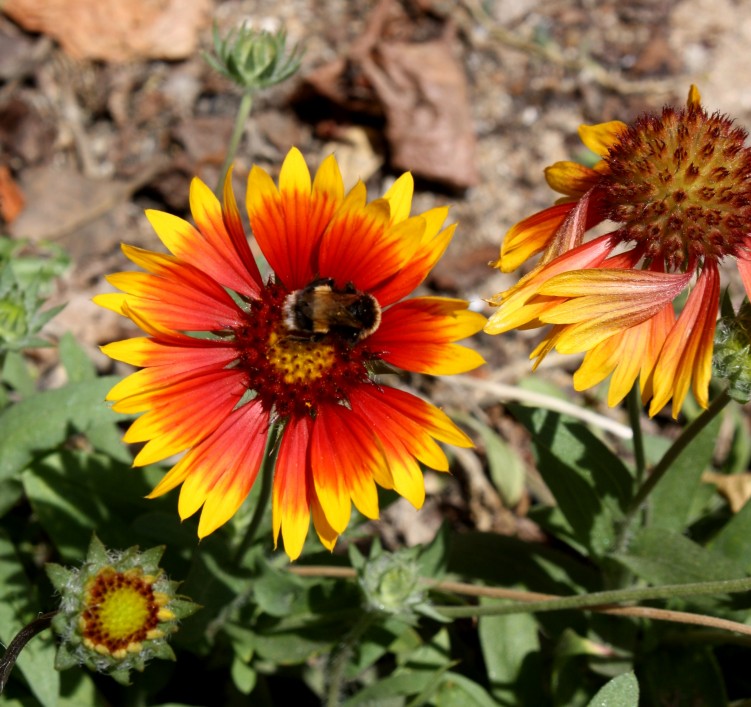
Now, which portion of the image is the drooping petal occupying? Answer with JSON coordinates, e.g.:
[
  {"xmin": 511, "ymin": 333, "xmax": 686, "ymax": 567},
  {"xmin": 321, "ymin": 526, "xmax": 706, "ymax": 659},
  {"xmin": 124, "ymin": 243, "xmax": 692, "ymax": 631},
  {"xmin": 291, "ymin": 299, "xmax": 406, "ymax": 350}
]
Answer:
[
  {"xmin": 485, "ymin": 234, "xmax": 616, "ymax": 334},
  {"xmin": 539, "ymin": 269, "xmax": 691, "ymax": 353},
  {"xmin": 650, "ymin": 264, "xmax": 720, "ymax": 417},
  {"xmin": 495, "ymin": 202, "xmax": 576, "ymax": 273},
  {"xmin": 577, "ymin": 121, "xmax": 628, "ymax": 157},
  {"xmin": 544, "ymin": 161, "xmax": 602, "ymax": 197}
]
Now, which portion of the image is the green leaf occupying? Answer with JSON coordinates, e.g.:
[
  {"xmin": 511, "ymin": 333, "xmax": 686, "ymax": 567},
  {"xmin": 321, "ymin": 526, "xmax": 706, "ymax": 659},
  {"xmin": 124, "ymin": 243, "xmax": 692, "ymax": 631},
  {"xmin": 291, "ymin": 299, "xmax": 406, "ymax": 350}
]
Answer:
[
  {"xmin": 647, "ymin": 413, "xmax": 722, "ymax": 532},
  {"xmin": 343, "ymin": 668, "xmax": 438, "ymax": 706},
  {"xmin": 478, "ymin": 606, "xmax": 544, "ymax": 705},
  {"xmin": 0, "ymin": 478, "xmax": 23, "ymax": 517},
  {"xmin": 710, "ymin": 493, "xmax": 751, "ymax": 570},
  {"xmin": 58, "ymin": 331, "xmax": 96, "ymax": 382},
  {"xmin": 452, "ymin": 413, "xmax": 525, "ymax": 506},
  {"xmin": 0, "ymin": 530, "xmax": 59, "ymax": 707},
  {"xmin": 0, "ymin": 376, "xmax": 125, "ymax": 480},
  {"xmin": 641, "ymin": 647, "xmax": 726, "ymax": 706},
  {"xmin": 429, "ymin": 672, "xmax": 498, "ymax": 707},
  {"xmin": 612, "ymin": 528, "xmax": 745, "ymax": 592},
  {"xmin": 587, "ymin": 671, "xmax": 639, "ymax": 707},
  {"xmin": 253, "ymin": 562, "xmax": 307, "ymax": 618},
  {"xmin": 448, "ymin": 531, "xmax": 599, "ymax": 594},
  {"xmin": 231, "ymin": 656, "xmax": 257, "ymax": 694},
  {"xmin": 2, "ymin": 350, "xmax": 36, "ymax": 396},
  {"xmin": 22, "ymin": 451, "xmax": 169, "ymax": 560},
  {"xmin": 59, "ymin": 670, "xmax": 108, "ymax": 707},
  {"xmin": 509, "ymin": 406, "xmax": 634, "ymax": 556}
]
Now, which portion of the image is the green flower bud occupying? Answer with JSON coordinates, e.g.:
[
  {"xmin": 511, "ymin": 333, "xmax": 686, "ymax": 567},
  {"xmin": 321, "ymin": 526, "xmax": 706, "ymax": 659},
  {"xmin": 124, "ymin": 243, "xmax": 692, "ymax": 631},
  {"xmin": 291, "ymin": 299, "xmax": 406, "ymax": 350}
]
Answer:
[
  {"xmin": 713, "ymin": 299, "xmax": 751, "ymax": 403},
  {"xmin": 205, "ymin": 23, "xmax": 304, "ymax": 93}
]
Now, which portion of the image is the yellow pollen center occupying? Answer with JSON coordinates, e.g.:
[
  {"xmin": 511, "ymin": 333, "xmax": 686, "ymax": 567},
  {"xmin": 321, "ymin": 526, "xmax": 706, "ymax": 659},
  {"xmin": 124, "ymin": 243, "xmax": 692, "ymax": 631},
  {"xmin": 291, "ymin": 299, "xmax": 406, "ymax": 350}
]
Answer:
[
  {"xmin": 81, "ymin": 568, "xmax": 160, "ymax": 655},
  {"xmin": 267, "ymin": 330, "xmax": 336, "ymax": 384}
]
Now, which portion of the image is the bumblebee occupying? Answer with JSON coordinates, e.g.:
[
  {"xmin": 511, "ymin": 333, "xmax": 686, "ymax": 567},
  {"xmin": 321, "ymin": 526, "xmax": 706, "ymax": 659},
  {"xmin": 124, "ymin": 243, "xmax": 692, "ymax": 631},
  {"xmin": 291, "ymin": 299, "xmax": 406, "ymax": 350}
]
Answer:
[{"xmin": 282, "ymin": 278, "xmax": 381, "ymax": 342}]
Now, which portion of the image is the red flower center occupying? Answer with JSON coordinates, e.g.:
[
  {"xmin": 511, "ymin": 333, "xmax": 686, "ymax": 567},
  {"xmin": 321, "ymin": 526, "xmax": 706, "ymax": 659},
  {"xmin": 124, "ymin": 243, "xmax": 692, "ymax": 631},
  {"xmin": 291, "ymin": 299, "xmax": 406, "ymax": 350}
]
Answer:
[
  {"xmin": 233, "ymin": 282, "xmax": 377, "ymax": 418},
  {"xmin": 602, "ymin": 104, "xmax": 751, "ymax": 270}
]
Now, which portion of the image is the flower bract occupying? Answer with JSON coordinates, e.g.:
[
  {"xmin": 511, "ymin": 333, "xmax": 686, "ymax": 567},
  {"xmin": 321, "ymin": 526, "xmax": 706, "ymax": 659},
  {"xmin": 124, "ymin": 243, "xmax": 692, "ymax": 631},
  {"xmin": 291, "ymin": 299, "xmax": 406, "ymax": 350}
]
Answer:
[
  {"xmin": 96, "ymin": 148, "xmax": 485, "ymax": 559},
  {"xmin": 485, "ymin": 86, "xmax": 751, "ymax": 417}
]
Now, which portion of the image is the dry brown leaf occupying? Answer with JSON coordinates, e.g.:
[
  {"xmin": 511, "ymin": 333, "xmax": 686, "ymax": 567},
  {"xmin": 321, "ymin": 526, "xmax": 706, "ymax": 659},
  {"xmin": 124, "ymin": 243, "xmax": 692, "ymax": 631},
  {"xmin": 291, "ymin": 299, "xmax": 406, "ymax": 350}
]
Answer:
[
  {"xmin": 2, "ymin": 0, "xmax": 211, "ymax": 62},
  {"xmin": 303, "ymin": 0, "xmax": 477, "ymax": 189},
  {"xmin": 702, "ymin": 471, "xmax": 751, "ymax": 513}
]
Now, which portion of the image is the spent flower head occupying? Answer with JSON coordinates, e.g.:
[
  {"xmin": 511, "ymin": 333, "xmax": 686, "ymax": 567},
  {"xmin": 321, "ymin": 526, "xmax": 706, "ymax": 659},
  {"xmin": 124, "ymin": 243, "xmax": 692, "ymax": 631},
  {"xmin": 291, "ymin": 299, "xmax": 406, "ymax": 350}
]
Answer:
[
  {"xmin": 485, "ymin": 86, "xmax": 751, "ymax": 418},
  {"xmin": 46, "ymin": 536, "xmax": 198, "ymax": 685},
  {"xmin": 205, "ymin": 22, "xmax": 304, "ymax": 93}
]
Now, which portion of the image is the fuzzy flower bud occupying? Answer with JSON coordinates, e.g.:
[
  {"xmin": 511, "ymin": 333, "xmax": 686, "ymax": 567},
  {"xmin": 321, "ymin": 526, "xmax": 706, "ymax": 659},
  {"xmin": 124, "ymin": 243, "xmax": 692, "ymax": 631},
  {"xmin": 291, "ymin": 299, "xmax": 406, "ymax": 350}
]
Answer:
[
  {"xmin": 713, "ymin": 300, "xmax": 751, "ymax": 403},
  {"xmin": 204, "ymin": 23, "xmax": 304, "ymax": 92}
]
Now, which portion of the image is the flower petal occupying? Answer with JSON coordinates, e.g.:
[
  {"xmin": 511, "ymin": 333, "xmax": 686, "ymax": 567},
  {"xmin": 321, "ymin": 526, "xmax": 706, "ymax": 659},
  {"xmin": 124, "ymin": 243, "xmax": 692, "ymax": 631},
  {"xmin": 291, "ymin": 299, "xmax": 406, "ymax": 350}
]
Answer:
[
  {"xmin": 578, "ymin": 121, "xmax": 628, "ymax": 157},
  {"xmin": 494, "ymin": 202, "xmax": 576, "ymax": 273},
  {"xmin": 273, "ymin": 415, "xmax": 313, "ymax": 561},
  {"xmin": 372, "ymin": 297, "xmax": 485, "ymax": 374},
  {"xmin": 544, "ymin": 161, "xmax": 602, "ymax": 197},
  {"xmin": 649, "ymin": 265, "xmax": 720, "ymax": 417}
]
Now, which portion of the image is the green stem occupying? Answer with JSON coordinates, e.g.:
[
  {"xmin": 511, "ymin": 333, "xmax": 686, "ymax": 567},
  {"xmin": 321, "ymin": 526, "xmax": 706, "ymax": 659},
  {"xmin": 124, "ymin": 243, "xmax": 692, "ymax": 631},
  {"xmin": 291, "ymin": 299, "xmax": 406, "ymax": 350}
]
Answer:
[
  {"xmin": 214, "ymin": 91, "xmax": 254, "ymax": 196},
  {"xmin": 233, "ymin": 423, "xmax": 280, "ymax": 565},
  {"xmin": 622, "ymin": 388, "xmax": 731, "ymax": 528},
  {"xmin": 627, "ymin": 383, "xmax": 646, "ymax": 486},
  {"xmin": 326, "ymin": 613, "xmax": 376, "ymax": 707},
  {"xmin": 432, "ymin": 574, "xmax": 751, "ymax": 619}
]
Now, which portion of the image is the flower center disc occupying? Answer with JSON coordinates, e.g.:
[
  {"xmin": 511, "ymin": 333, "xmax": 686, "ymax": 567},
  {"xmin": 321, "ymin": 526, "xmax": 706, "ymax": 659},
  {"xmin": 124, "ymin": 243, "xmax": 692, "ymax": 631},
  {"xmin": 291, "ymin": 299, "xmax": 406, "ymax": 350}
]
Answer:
[
  {"xmin": 81, "ymin": 568, "xmax": 159, "ymax": 654},
  {"xmin": 603, "ymin": 105, "xmax": 751, "ymax": 269}
]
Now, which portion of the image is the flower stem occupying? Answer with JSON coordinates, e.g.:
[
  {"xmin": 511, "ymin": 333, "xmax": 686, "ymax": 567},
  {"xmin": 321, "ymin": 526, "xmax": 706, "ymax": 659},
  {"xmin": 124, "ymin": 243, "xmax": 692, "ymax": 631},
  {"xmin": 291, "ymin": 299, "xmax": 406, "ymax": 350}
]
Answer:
[
  {"xmin": 326, "ymin": 612, "xmax": 376, "ymax": 707},
  {"xmin": 619, "ymin": 388, "xmax": 731, "ymax": 542},
  {"xmin": 289, "ymin": 566, "xmax": 751, "ymax": 637},
  {"xmin": 627, "ymin": 383, "xmax": 646, "ymax": 486},
  {"xmin": 214, "ymin": 91, "xmax": 254, "ymax": 196},
  {"xmin": 0, "ymin": 612, "xmax": 56, "ymax": 695},
  {"xmin": 430, "ymin": 574, "xmax": 751, "ymax": 619},
  {"xmin": 233, "ymin": 423, "xmax": 280, "ymax": 565}
]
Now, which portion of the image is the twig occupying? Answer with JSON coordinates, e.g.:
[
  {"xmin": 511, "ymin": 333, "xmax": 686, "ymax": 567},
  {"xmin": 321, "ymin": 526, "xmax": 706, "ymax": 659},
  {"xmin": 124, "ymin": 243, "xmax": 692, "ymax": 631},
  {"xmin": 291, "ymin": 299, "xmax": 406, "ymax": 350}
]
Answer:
[
  {"xmin": 288, "ymin": 566, "xmax": 751, "ymax": 637},
  {"xmin": 442, "ymin": 375, "xmax": 633, "ymax": 439},
  {"xmin": 0, "ymin": 612, "xmax": 56, "ymax": 695}
]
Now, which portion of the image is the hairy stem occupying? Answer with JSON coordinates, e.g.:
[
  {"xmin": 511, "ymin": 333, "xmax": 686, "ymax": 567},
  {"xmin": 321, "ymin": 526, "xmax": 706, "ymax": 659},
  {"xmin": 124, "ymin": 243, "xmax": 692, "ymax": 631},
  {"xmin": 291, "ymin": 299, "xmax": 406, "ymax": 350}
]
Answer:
[
  {"xmin": 289, "ymin": 566, "xmax": 751, "ymax": 637},
  {"xmin": 326, "ymin": 613, "xmax": 376, "ymax": 707},
  {"xmin": 617, "ymin": 388, "xmax": 731, "ymax": 549},
  {"xmin": 214, "ymin": 91, "xmax": 254, "ymax": 196}
]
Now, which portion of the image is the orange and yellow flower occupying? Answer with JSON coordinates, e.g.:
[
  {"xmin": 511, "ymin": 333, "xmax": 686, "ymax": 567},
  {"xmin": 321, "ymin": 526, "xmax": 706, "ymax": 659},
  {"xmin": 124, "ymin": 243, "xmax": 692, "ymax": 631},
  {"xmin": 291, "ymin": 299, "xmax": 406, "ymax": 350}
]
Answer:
[
  {"xmin": 96, "ymin": 148, "xmax": 485, "ymax": 560},
  {"xmin": 485, "ymin": 86, "xmax": 751, "ymax": 417}
]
